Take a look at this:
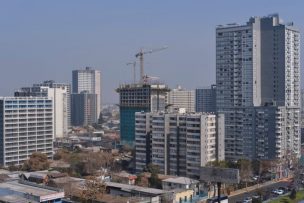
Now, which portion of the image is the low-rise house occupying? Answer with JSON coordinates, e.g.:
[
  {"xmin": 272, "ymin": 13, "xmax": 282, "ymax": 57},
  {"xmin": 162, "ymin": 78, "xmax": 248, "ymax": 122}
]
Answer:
[
  {"xmin": 19, "ymin": 171, "xmax": 67, "ymax": 185},
  {"xmin": 173, "ymin": 189, "xmax": 196, "ymax": 203},
  {"xmin": 28, "ymin": 173, "xmax": 49, "ymax": 184},
  {"xmin": 111, "ymin": 171, "xmax": 137, "ymax": 185},
  {"xmin": 47, "ymin": 172, "xmax": 67, "ymax": 180},
  {"xmin": 162, "ymin": 177, "xmax": 200, "ymax": 191},
  {"xmin": 162, "ymin": 177, "xmax": 205, "ymax": 203},
  {"xmin": 19, "ymin": 172, "xmax": 49, "ymax": 184},
  {"xmin": 105, "ymin": 182, "xmax": 173, "ymax": 202}
]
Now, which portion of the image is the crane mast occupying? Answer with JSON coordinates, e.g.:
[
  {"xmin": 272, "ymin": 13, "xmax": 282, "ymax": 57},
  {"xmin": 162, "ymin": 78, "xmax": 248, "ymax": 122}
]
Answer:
[
  {"xmin": 126, "ymin": 61, "xmax": 136, "ymax": 83},
  {"xmin": 135, "ymin": 46, "xmax": 168, "ymax": 83}
]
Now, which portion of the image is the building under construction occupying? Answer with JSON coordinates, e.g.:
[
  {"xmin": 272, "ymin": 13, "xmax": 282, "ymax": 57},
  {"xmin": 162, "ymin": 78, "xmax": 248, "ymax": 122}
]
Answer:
[{"xmin": 116, "ymin": 82, "xmax": 169, "ymax": 145}]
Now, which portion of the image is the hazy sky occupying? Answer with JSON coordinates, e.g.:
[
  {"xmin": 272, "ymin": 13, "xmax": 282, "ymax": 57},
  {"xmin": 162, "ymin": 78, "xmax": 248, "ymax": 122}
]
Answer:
[{"xmin": 0, "ymin": 0, "xmax": 303, "ymax": 104}]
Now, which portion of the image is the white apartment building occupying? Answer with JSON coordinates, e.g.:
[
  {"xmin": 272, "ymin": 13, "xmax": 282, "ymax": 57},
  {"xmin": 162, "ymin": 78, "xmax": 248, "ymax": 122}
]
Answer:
[
  {"xmin": 15, "ymin": 81, "xmax": 70, "ymax": 139},
  {"xmin": 135, "ymin": 111, "xmax": 225, "ymax": 179},
  {"xmin": 275, "ymin": 107, "xmax": 301, "ymax": 159},
  {"xmin": 166, "ymin": 86, "xmax": 195, "ymax": 113},
  {"xmin": 216, "ymin": 14, "xmax": 301, "ymax": 160},
  {"xmin": 72, "ymin": 67, "xmax": 101, "ymax": 121},
  {"xmin": 33, "ymin": 81, "xmax": 71, "ymax": 129},
  {"xmin": 44, "ymin": 87, "xmax": 68, "ymax": 138},
  {"xmin": 0, "ymin": 97, "xmax": 53, "ymax": 166}
]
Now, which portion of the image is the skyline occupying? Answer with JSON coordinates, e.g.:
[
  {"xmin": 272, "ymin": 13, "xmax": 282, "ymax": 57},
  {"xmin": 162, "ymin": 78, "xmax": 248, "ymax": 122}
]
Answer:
[{"xmin": 1, "ymin": 1, "xmax": 304, "ymax": 103}]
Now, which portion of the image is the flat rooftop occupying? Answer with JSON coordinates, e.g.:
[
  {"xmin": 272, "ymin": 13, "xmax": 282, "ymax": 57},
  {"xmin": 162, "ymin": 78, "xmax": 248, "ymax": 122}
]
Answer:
[
  {"xmin": 0, "ymin": 194, "xmax": 40, "ymax": 203},
  {"xmin": 0, "ymin": 180, "xmax": 64, "ymax": 203},
  {"xmin": 117, "ymin": 83, "xmax": 169, "ymax": 91},
  {"xmin": 106, "ymin": 182, "xmax": 168, "ymax": 195},
  {"xmin": 162, "ymin": 177, "xmax": 199, "ymax": 185}
]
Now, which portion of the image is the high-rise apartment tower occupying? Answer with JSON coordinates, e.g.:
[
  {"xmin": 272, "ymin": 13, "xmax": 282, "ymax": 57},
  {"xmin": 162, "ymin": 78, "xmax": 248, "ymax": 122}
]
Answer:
[
  {"xmin": 216, "ymin": 14, "xmax": 300, "ymax": 160},
  {"xmin": 72, "ymin": 67, "xmax": 101, "ymax": 122}
]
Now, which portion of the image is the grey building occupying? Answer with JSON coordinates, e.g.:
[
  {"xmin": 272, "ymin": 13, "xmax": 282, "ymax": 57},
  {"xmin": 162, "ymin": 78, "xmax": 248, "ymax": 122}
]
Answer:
[
  {"xmin": 135, "ymin": 111, "xmax": 225, "ymax": 179},
  {"xmin": 0, "ymin": 97, "xmax": 53, "ymax": 166},
  {"xmin": 72, "ymin": 67, "xmax": 101, "ymax": 122},
  {"xmin": 71, "ymin": 91, "xmax": 97, "ymax": 126},
  {"xmin": 195, "ymin": 85, "xmax": 216, "ymax": 113},
  {"xmin": 216, "ymin": 14, "xmax": 301, "ymax": 160},
  {"xmin": 301, "ymin": 89, "xmax": 304, "ymax": 143}
]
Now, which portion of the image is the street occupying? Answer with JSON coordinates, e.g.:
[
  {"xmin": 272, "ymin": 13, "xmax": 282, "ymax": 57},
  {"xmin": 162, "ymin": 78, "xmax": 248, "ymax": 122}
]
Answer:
[{"xmin": 228, "ymin": 180, "xmax": 291, "ymax": 202}]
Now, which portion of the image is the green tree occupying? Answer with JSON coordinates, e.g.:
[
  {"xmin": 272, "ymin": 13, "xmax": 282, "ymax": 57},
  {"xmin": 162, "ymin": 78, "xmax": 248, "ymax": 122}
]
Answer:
[
  {"xmin": 22, "ymin": 152, "xmax": 50, "ymax": 171},
  {"xmin": 145, "ymin": 164, "xmax": 162, "ymax": 189},
  {"xmin": 206, "ymin": 160, "xmax": 229, "ymax": 168},
  {"xmin": 252, "ymin": 198, "xmax": 262, "ymax": 203},
  {"xmin": 289, "ymin": 188, "xmax": 296, "ymax": 200},
  {"xmin": 98, "ymin": 112, "xmax": 104, "ymax": 125},
  {"xmin": 251, "ymin": 159, "xmax": 260, "ymax": 175},
  {"xmin": 135, "ymin": 173, "xmax": 143, "ymax": 185},
  {"xmin": 8, "ymin": 164, "xmax": 22, "ymax": 172},
  {"xmin": 238, "ymin": 159, "xmax": 253, "ymax": 189},
  {"xmin": 206, "ymin": 160, "xmax": 230, "ymax": 197}
]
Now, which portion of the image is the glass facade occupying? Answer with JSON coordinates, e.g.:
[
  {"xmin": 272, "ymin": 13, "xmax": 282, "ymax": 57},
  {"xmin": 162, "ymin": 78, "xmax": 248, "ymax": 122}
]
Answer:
[{"xmin": 120, "ymin": 106, "xmax": 149, "ymax": 145}]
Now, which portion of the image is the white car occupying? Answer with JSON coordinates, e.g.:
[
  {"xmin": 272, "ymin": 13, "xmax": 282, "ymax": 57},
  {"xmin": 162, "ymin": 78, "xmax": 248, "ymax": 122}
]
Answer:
[
  {"xmin": 252, "ymin": 195, "xmax": 260, "ymax": 199},
  {"xmin": 272, "ymin": 189, "xmax": 284, "ymax": 195},
  {"xmin": 243, "ymin": 197, "xmax": 252, "ymax": 203},
  {"xmin": 276, "ymin": 189, "xmax": 284, "ymax": 195},
  {"xmin": 252, "ymin": 175, "xmax": 259, "ymax": 181}
]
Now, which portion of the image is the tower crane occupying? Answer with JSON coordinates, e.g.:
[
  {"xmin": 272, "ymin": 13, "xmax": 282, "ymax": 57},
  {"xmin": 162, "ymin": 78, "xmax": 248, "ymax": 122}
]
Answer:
[
  {"xmin": 142, "ymin": 75, "xmax": 160, "ymax": 84},
  {"xmin": 135, "ymin": 46, "xmax": 168, "ymax": 83},
  {"xmin": 126, "ymin": 61, "xmax": 136, "ymax": 83}
]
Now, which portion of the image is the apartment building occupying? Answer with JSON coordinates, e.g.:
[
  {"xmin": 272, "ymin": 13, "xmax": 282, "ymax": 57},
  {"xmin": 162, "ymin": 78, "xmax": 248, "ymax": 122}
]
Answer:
[
  {"xmin": 15, "ymin": 81, "xmax": 70, "ymax": 138},
  {"xmin": 195, "ymin": 85, "xmax": 216, "ymax": 113},
  {"xmin": 135, "ymin": 111, "xmax": 224, "ymax": 179},
  {"xmin": 72, "ymin": 67, "xmax": 101, "ymax": 121},
  {"xmin": 0, "ymin": 97, "xmax": 53, "ymax": 166},
  {"xmin": 216, "ymin": 14, "xmax": 301, "ymax": 160},
  {"xmin": 117, "ymin": 83, "xmax": 169, "ymax": 145},
  {"xmin": 71, "ymin": 91, "xmax": 97, "ymax": 126},
  {"xmin": 166, "ymin": 86, "xmax": 195, "ymax": 112}
]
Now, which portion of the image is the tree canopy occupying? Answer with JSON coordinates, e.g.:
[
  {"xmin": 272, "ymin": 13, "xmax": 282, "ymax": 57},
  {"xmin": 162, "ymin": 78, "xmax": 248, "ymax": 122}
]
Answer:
[{"xmin": 22, "ymin": 152, "xmax": 50, "ymax": 171}]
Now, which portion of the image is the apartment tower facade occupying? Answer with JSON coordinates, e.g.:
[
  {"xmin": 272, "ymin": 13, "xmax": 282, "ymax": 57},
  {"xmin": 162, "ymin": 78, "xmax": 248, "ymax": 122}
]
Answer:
[
  {"xmin": 72, "ymin": 67, "xmax": 101, "ymax": 122},
  {"xmin": 0, "ymin": 97, "xmax": 53, "ymax": 166},
  {"xmin": 15, "ymin": 81, "xmax": 70, "ymax": 138},
  {"xmin": 135, "ymin": 111, "xmax": 225, "ymax": 179},
  {"xmin": 166, "ymin": 85, "xmax": 195, "ymax": 112},
  {"xmin": 216, "ymin": 14, "xmax": 300, "ymax": 160},
  {"xmin": 195, "ymin": 85, "xmax": 216, "ymax": 113}
]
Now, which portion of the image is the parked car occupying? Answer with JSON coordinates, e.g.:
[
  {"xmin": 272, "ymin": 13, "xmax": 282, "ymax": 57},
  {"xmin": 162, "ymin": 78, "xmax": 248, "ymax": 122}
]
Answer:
[
  {"xmin": 272, "ymin": 189, "xmax": 278, "ymax": 194},
  {"xmin": 243, "ymin": 197, "xmax": 252, "ymax": 203},
  {"xmin": 276, "ymin": 190, "xmax": 284, "ymax": 195},
  {"xmin": 272, "ymin": 189, "xmax": 284, "ymax": 195},
  {"xmin": 252, "ymin": 194, "xmax": 260, "ymax": 199},
  {"xmin": 278, "ymin": 187, "xmax": 287, "ymax": 193},
  {"xmin": 252, "ymin": 175, "xmax": 259, "ymax": 181}
]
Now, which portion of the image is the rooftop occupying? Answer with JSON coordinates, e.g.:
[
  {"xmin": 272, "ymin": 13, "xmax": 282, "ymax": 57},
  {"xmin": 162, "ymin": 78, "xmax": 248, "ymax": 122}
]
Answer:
[
  {"xmin": 116, "ymin": 83, "xmax": 169, "ymax": 91},
  {"xmin": 106, "ymin": 182, "xmax": 168, "ymax": 195},
  {"xmin": 0, "ymin": 180, "xmax": 64, "ymax": 203},
  {"xmin": 162, "ymin": 177, "xmax": 199, "ymax": 185}
]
